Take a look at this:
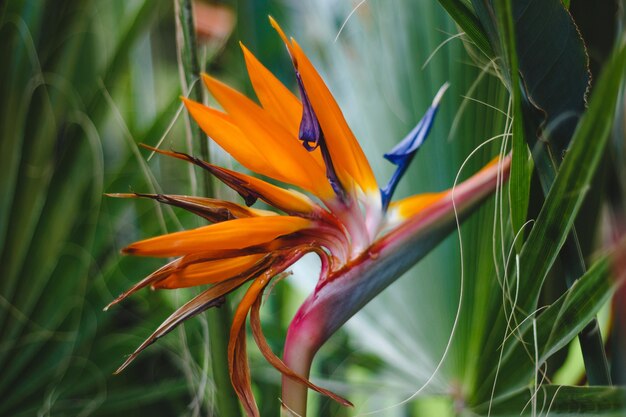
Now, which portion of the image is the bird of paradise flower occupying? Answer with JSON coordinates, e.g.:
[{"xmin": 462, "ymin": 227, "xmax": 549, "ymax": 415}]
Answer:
[{"xmin": 106, "ymin": 18, "xmax": 510, "ymax": 417}]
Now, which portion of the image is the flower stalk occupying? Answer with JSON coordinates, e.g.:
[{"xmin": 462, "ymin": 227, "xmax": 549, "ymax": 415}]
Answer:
[{"xmin": 174, "ymin": 1, "xmax": 240, "ymax": 416}]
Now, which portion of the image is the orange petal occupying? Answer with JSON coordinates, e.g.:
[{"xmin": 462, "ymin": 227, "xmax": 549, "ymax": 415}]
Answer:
[
  {"xmin": 289, "ymin": 38, "xmax": 378, "ymax": 194},
  {"xmin": 229, "ymin": 276, "xmax": 269, "ymax": 417},
  {"xmin": 105, "ymin": 250, "xmax": 258, "ymax": 310},
  {"xmin": 155, "ymin": 254, "xmax": 266, "ymax": 289},
  {"xmin": 122, "ymin": 216, "xmax": 312, "ymax": 258},
  {"xmin": 387, "ymin": 156, "xmax": 507, "ymax": 224},
  {"xmin": 240, "ymin": 42, "xmax": 301, "ymax": 138},
  {"xmin": 241, "ymin": 44, "xmax": 329, "ymax": 176},
  {"xmin": 387, "ymin": 192, "xmax": 446, "ymax": 223},
  {"xmin": 230, "ymin": 324, "xmax": 259, "ymax": 417},
  {"xmin": 479, "ymin": 155, "xmax": 504, "ymax": 172},
  {"xmin": 206, "ymin": 164, "xmax": 322, "ymax": 216},
  {"xmin": 269, "ymin": 16, "xmax": 295, "ymax": 62},
  {"xmin": 182, "ymin": 98, "xmax": 278, "ymax": 177},
  {"xmin": 227, "ymin": 250, "xmax": 307, "ymax": 416},
  {"xmin": 201, "ymin": 74, "xmax": 333, "ymax": 198}
]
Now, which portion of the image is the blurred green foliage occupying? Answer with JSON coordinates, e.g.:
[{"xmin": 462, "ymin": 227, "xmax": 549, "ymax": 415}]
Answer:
[
  {"xmin": 1, "ymin": 0, "xmax": 625, "ymax": 416},
  {"xmin": 0, "ymin": 1, "xmax": 192, "ymax": 415}
]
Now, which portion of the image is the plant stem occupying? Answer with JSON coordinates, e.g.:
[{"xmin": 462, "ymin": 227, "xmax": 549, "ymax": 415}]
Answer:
[
  {"xmin": 282, "ymin": 327, "xmax": 316, "ymax": 416},
  {"xmin": 175, "ymin": 0, "xmax": 212, "ymax": 196},
  {"xmin": 174, "ymin": 1, "xmax": 241, "ymax": 416}
]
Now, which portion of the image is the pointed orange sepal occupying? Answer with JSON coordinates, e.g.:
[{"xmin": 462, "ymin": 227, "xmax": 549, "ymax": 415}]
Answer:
[
  {"xmin": 154, "ymin": 254, "xmax": 266, "ymax": 289},
  {"xmin": 122, "ymin": 216, "xmax": 312, "ymax": 258},
  {"xmin": 240, "ymin": 42, "xmax": 302, "ymax": 139},
  {"xmin": 268, "ymin": 16, "xmax": 295, "ymax": 63},
  {"xmin": 289, "ymin": 40, "xmax": 378, "ymax": 195},
  {"xmin": 181, "ymin": 97, "xmax": 278, "ymax": 176},
  {"xmin": 388, "ymin": 156, "xmax": 508, "ymax": 223},
  {"xmin": 268, "ymin": 19, "xmax": 379, "ymax": 196},
  {"xmin": 200, "ymin": 74, "xmax": 334, "ymax": 198},
  {"xmin": 388, "ymin": 192, "xmax": 446, "ymax": 223}
]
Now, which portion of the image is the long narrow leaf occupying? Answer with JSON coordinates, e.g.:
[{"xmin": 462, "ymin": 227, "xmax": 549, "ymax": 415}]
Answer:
[
  {"xmin": 474, "ymin": 385, "xmax": 626, "ymax": 417},
  {"xmin": 492, "ymin": 0, "xmax": 531, "ymax": 246},
  {"xmin": 477, "ymin": 254, "xmax": 615, "ymax": 398},
  {"xmin": 436, "ymin": 0, "xmax": 493, "ymax": 57},
  {"xmin": 516, "ymin": 37, "xmax": 626, "ymax": 313}
]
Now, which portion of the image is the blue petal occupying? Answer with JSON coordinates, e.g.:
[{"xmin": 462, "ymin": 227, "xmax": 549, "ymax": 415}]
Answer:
[
  {"xmin": 381, "ymin": 83, "xmax": 449, "ymax": 210},
  {"xmin": 296, "ymin": 72, "xmax": 348, "ymax": 201},
  {"xmin": 297, "ymin": 72, "xmax": 322, "ymax": 151}
]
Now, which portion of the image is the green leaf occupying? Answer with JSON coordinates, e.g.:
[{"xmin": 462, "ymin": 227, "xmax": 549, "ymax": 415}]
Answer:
[
  {"xmin": 477, "ymin": 254, "xmax": 614, "ymax": 398},
  {"xmin": 479, "ymin": 0, "xmax": 612, "ymax": 386},
  {"xmin": 97, "ymin": 1, "xmax": 160, "ymax": 101},
  {"xmin": 436, "ymin": 0, "xmax": 493, "ymax": 57},
  {"xmin": 472, "ymin": 0, "xmax": 590, "ymax": 155},
  {"xmin": 492, "ymin": 0, "xmax": 532, "ymax": 245},
  {"xmin": 516, "ymin": 36, "xmax": 626, "ymax": 313},
  {"xmin": 0, "ymin": 1, "xmax": 194, "ymax": 415},
  {"xmin": 473, "ymin": 385, "xmax": 626, "ymax": 417},
  {"xmin": 10, "ymin": 378, "xmax": 188, "ymax": 417},
  {"xmin": 474, "ymin": 35, "xmax": 626, "ymax": 399}
]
